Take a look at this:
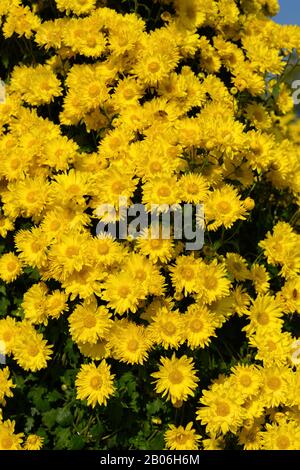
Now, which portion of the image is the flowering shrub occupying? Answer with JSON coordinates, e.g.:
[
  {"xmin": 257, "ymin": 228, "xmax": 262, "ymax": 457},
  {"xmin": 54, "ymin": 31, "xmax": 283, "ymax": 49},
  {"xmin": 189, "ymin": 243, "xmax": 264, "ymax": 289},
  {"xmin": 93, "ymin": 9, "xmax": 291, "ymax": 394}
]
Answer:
[{"xmin": 0, "ymin": 0, "xmax": 300, "ymax": 451}]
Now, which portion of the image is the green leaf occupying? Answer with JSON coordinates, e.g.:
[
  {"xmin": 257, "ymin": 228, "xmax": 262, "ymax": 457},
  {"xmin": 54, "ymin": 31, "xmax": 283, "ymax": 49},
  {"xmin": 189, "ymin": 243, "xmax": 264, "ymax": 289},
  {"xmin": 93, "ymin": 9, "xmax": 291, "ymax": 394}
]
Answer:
[
  {"xmin": 56, "ymin": 407, "xmax": 73, "ymax": 427},
  {"xmin": 42, "ymin": 409, "xmax": 58, "ymax": 429},
  {"xmin": 70, "ymin": 435, "xmax": 85, "ymax": 450},
  {"xmin": 54, "ymin": 427, "xmax": 72, "ymax": 450},
  {"xmin": 24, "ymin": 416, "xmax": 35, "ymax": 433},
  {"xmin": 146, "ymin": 399, "xmax": 164, "ymax": 415},
  {"xmin": 47, "ymin": 390, "xmax": 63, "ymax": 403},
  {"xmin": 90, "ymin": 422, "xmax": 105, "ymax": 439},
  {"xmin": 148, "ymin": 432, "xmax": 165, "ymax": 451}
]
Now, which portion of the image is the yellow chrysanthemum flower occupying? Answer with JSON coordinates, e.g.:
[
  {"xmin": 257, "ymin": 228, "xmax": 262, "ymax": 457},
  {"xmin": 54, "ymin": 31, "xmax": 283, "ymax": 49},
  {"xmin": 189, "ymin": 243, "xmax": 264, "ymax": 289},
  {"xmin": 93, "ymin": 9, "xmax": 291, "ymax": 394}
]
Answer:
[
  {"xmin": 164, "ymin": 422, "xmax": 201, "ymax": 450},
  {"xmin": 148, "ymin": 307, "xmax": 185, "ymax": 350},
  {"xmin": 109, "ymin": 319, "xmax": 152, "ymax": 365},
  {"xmin": 13, "ymin": 323, "xmax": 53, "ymax": 372},
  {"xmin": 22, "ymin": 282, "xmax": 49, "ymax": 325},
  {"xmin": 0, "ymin": 317, "xmax": 18, "ymax": 355},
  {"xmin": 152, "ymin": 354, "xmax": 199, "ymax": 405},
  {"xmin": 243, "ymin": 294, "xmax": 284, "ymax": 336},
  {"xmin": 69, "ymin": 298, "xmax": 112, "ymax": 345},
  {"xmin": 0, "ymin": 367, "xmax": 15, "ymax": 402},
  {"xmin": 23, "ymin": 434, "xmax": 44, "ymax": 450},
  {"xmin": 0, "ymin": 419, "xmax": 23, "ymax": 450},
  {"xmin": 229, "ymin": 364, "xmax": 262, "ymax": 400},
  {"xmin": 136, "ymin": 228, "xmax": 175, "ymax": 264},
  {"xmin": 225, "ymin": 253, "xmax": 251, "ymax": 281},
  {"xmin": 78, "ymin": 339, "xmax": 111, "ymax": 361},
  {"xmin": 205, "ymin": 185, "xmax": 248, "ymax": 231},
  {"xmin": 101, "ymin": 271, "xmax": 146, "ymax": 315},
  {"xmin": 0, "ymin": 252, "xmax": 22, "ymax": 283},
  {"xmin": 183, "ymin": 303, "xmax": 217, "ymax": 349},
  {"xmin": 250, "ymin": 264, "xmax": 271, "ymax": 295},
  {"xmin": 55, "ymin": 0, "xmax": 97, "ymax": 16},
  {"xmin": 197, "ymin": 383, "xmax": 245, "ymax": 435},
  {"xmin": 75, "ymin": 361, "xmax": 115, "ymax": 408},
  {"xmin": 260, "ymin": 421, "xmax": 300, "ymax": 450}
]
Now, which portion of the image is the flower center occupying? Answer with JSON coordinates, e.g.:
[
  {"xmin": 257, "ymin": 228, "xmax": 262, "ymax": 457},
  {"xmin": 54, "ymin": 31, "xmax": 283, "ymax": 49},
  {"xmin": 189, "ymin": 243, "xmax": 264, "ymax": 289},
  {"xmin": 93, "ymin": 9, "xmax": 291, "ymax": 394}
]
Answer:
[
  {"xmin": 157, "ymin": 186, "xmax": 171, "ymax": 198},
  {"xmin": 88, "ymin": 84, "xmax": 101, "ymax": 97},
  {"xmin": 276, "ymin": 435, "xmax": 290, "ymax": 450},
  {"xmin": 108, "ymin": 137, "xmax": 122, "ymax": 151},
  {"xmin": 256, "ymin": 311, "xmax": 269, "ymax": 326},
  {"xmin": 150, "ymin": 239, "xmax": 162, "ymax": 249},
  {"xmin": 83, "ymin": 314, "xmax": 96, "ymax": 328},
  {"xmin": 86, "ymin": 37, "xmax": 96, "ymax": 48},
  {"xmin": 217, "ymin": 201, "xmax": 231, "ymax": 213},
  {"xmin": 135, "ymin": 269, "xmax": 146, "ymax": 281},
  {"xmin": 68, "ymin": 184, "xmax": 81, "ymax": 195},
  {"xmin": 123, "ymin": 88, "xmax": 135, "ymax": 100},
  {"xmin": 118, "ymin": 286, "xmax": 130, "ymax": 298},
  {"xmin": 10, "ymin": 158, "xmax": 20, "ymax": 170},
  {"xmin": 204, "ymin": 275, "xmax": 217, "ymax": 290},
  {"xmin": 267, "ymin": 376, "xmax": 281, "ymax": 391},
  {"xmin": 97, "ymin": 243, "xmax": 109, "ymax": 255},
  {"xmin": 150, "ymin": 161, "xmax": 162, "ymax": 172},
  {"xmin": 216, "ymin": 401, "xmax": 230, "ymax": 417},
  {"xmin": 176, "ymin": 433, "xmax": 187, "ymax": 444},
  {"xmin": 28, "ymin": 345, "xmax": 39, "ymax": 357},
  {"xmin": 31, "ymin": 241, "xmax": 41, "ymax": 253},
  {"xmin": 118, "ymin": 37, "xmax": 128, "ymax": 47},
  {"xmin": 162, "ymin": 321, "xmax": 176, "ymax": 336},
  {"xmin": 190, "ymin": 319, "xmax": 203, "ymax": 332},
  {"xmin": 181, "ymin": 267, "xmax": 194, "ymax": 280},
  {"xmin": 1, "ymin": 437, "xmax": 13, "ymax": 449},
  {"xmin": 111, "ymin": 181, "xmax": 125, "ymax": 194},
  {"xmin": 26, "ymin": 191, "xmax": 38, "ymax": 203},
  {"xmin": 90, "ymin": 376, "xmax": 102, "ymax": 389},
  {"xmin": 127, "ymin": 339, "xmax": 139, "ymax": 352},
  {"xmin": 187, "ymin": 183, "xmax": 199, "ymax": 195},
  {"xmin": 266, "ymin": 340, "xmax": 276, "ymax": 352},
  {"xmin": 50, "ymin": 220, "xmax": 61, "ymax": 231},
  {"xmin": 148, "ymin": 61, "xmax": 160, "ymax": 73},
  {"xmin": 240, "ymin": 374, "xmax": 252, "ymax": 387},
  {"xmin": 7, "ymin": 261, "xmax": 18, "ymax": 272},
  {"xmin": 65, "ymin": 246, "xmax": 80, "ymax": 257},
  {"xmin": 168, "ymin": 369, "xmax": 183, "ymax": 384},
  {"xmin": 3, "ymin": 331, "xmax": 12, "ymax": 342},
  {"xmin": 250, "ymin": 143, "xmax": 263, "ymax": 156}
]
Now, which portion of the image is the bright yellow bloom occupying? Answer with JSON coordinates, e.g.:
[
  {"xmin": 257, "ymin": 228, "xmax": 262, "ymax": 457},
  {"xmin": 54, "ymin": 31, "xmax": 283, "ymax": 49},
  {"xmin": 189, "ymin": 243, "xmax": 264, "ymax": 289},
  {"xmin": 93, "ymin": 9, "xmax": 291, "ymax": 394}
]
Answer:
[
  {"xmin": 0, "ymin": 252, "xmax": 22, "ymax": 283},
  {"xmin": 23, "ymin": 434, "xmax": 44, "ymax": 450},
  {"xmin": 148, "ymin": 307, "xmax": 185, "ymax": 350},
  {"xmin": 69, "ymin": 298, "xmax": 112, "ymax": 345},
  {"xmin": 0, "ymin": 367, "xmax": 15, "ymax": 402},
  {"xmin": 152, "ymin": 354, "xmax": 199, "ymax": 405},
  {"xmin": 164, "ymin": 422, "xmax": 201, "ymax": 450},
  {"xmin": 75, "ymin": 361, "xmax": 115, "ymax": 407},
  {"xmin": 183, "ymin": 303, "xmax": 217, "ymax": 349},
  {"xmin": 13, "ymin": 323, "xmax": 53, "ymax": 372},
  {"xmin": 109, "ymin": 319, "xmax": 152, "ymax": 365}
]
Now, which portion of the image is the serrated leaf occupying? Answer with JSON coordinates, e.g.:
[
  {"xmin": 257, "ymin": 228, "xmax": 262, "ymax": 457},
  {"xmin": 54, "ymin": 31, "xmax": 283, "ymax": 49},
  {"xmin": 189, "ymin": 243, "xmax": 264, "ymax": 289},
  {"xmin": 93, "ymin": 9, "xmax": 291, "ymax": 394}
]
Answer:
[
  {"xmin": 47, "ymin": 390, "xmax": 63, "ymax": 403},
  {"xmin": 24, "ymin": 416, "xmax": 34, "ymax": 433},
  {"xmin": 70, "ymin": 435, "xmax": 85, "ymax": 450},
  {"xmin": 54, "ymin": 427, "xmax": 72, "ymax": 450},
  {"xmin": 42, "ymin": 409, "xmax": 58, "ymax": 429},
  {"xmin": 56, "ymin": 407, "xmax": 73, "ymax": 426}
]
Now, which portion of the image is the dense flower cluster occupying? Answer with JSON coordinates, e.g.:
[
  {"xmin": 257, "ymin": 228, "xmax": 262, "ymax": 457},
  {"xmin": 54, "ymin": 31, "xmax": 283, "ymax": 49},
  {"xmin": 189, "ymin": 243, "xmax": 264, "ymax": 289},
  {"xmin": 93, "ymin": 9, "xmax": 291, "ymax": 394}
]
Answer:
[{"xmin": 0, "ymin": 0, "xmax": 300, "ymax": 450}]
